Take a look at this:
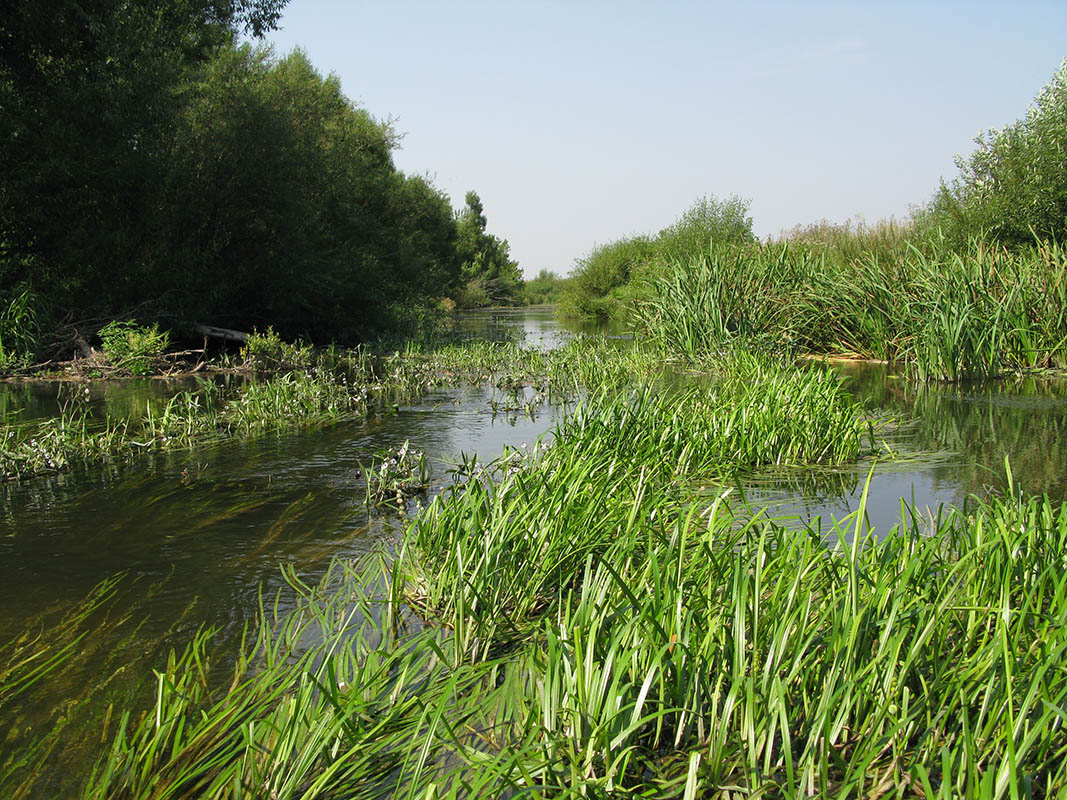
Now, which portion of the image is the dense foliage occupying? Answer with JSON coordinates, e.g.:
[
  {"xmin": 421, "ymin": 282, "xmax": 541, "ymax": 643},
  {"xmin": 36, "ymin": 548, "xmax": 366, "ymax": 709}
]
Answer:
[
  {"xmin": 632, "ymin": 236, "xmax": 1067, "ymax": 379},
  {"xmin": 0, "ymin": 3, "xmax": 528, "ymax": 362},
  {"xmin": 452, "ymin": 191, "xmax": 523, "ymax": 307},
  {"xmin": 927, "ymin": 59, "xmax": 1067, "ymax": 248},
  {"xmin": 521, "ymin": 268, "xmax": 567, "ymax": 305},
  {"xmin": 560, "ymin": 194, "xmax": 754, "ymax": 320}
]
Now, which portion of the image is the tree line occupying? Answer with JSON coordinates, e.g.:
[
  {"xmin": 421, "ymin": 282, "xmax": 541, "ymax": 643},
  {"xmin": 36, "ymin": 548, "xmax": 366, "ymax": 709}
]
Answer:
[{"xmin": 0, "ymin": 1, "xmax": 525, "ymax": 364}]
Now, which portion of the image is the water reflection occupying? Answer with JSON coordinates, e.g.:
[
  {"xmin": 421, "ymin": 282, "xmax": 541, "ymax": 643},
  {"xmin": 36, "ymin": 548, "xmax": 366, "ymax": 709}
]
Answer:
[{"xmin": 0, "ymin": 373, "xmax": 245, "ymax": 425}]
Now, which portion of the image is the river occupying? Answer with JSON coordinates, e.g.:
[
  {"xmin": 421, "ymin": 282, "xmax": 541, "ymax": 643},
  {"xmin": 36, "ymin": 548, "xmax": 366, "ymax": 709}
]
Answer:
[{"xmin": 3, "ymin": 307, "xmax": 1067, "ymax": 796}]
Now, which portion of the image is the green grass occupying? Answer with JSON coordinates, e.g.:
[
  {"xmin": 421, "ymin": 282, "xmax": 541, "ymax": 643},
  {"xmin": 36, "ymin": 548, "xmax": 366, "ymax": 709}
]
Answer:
[
  {"xmin": 65, "ymin": 480, "xmax": 1067, "ymax": 798},
  {"xmin": 0, "ymin": 373, "xmax": 363, "ymax": 482},
  {"xmin": 628, "ymin": 236, "xmax": 1067, "ymax": 381},
  {"xmin": 0, "ymin": 343, "xmax": 448, "ymax": 483},
  {"xmin": 0, "ymin": 285, "xmax": 40, "ymax": 373},
  {"xmin": 474, "ymin": 482, "xmax": 1067, "ymax": 797},
  {"xmin": 393, "ymin": 364, "xmax": 870, "ymax": 660}
]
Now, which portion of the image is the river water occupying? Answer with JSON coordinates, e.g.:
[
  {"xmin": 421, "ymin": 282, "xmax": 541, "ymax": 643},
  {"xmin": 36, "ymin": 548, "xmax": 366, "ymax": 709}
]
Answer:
[{"xmin": 3, "ymin": 307, "xmax": 1067, "ymax": 795}]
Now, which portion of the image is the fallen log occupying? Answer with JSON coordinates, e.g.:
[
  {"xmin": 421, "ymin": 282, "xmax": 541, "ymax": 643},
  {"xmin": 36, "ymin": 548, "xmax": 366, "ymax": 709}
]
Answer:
[{"xmin": 191, "ymin": 324, "xmax": 249, "ymax": 343}]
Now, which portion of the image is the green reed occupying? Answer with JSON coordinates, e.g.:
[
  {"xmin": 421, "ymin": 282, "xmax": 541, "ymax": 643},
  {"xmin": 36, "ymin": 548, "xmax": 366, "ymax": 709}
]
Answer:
[
  {"xmin": 18, "ymin": 338, "xmax": 1067, "ymax": 797},
  {"xmin": 632, "ymin": 237, "xmax": 1067, "ymax": 381},
  {"xmin": 72, "ymin": 483, "xmax": 1067, "ymax": 798},
  {"xmin": 0, "ymin": 356, "xmax": 440, "ymax": 483},
  {"xmin": 394, "ymin": 363, "xmax": 869, "ymax": 662},
  {"xmin": 470, "ymin": 484, "xmax": 1067, "ymax": 797}
]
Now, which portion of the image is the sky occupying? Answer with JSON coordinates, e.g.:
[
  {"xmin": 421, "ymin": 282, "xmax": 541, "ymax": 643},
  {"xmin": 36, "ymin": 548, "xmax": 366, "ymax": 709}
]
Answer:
[{"xmin": 265, "ymin": 1, "xmax": 1067, "ymax": 278}]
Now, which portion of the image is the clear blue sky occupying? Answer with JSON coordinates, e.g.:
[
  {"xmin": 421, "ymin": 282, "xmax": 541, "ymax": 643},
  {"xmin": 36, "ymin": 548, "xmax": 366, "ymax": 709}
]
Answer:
[{"xmin": 265, "ymin": 1, "xmax": 1067, "ymax": 278}]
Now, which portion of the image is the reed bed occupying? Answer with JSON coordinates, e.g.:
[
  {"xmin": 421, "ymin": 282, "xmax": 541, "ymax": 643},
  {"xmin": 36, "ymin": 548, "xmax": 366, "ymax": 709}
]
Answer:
[
  {"xmin": 632, "ymin": 237, "xmax": 1067, "ymax": 381},
  {"xmin": 471, "ymin": 485, "xmax": 1067, "ymax": 797},
  {"xmin": 72, "ymin": 485, "xmax": 1067, "ymax": 798},
  {"xmin": 394, "ymin": 367, "xmax": 868, "ymax": 661},
  {"xmin": 15, "ymin": 339, "xmax": 1067, "ymax": 797},
  {"xmin": 0, "ymin": 335, "xmax": 665, "ymax": 483},
  {"xmin": 0, "ymin": 353, "xmax": 445, "ymax": 483}
]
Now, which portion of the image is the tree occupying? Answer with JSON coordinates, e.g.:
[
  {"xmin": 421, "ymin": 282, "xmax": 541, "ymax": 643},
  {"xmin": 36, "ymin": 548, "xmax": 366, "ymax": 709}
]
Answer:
[
  {"xmin": 0, "ymin": 0, "xmax": 288, "ymax": 310},
  {"xmin": 453, "ymin": 191, "xmax": 522, "ymax": 307},
  {"xmin": 154, "ymin": 47, "xmax": 458, "ymax": 339},
  {"xmin": 929, "ymin": 59, "xmax": 1067, "ymax": 247}
]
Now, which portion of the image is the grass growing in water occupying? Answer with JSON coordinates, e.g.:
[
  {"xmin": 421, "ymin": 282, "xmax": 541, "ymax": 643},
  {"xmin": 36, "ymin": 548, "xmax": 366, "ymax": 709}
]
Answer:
[
  {"xmin": 361, "ymin": 440, "xmax": 432, "ymax": 510},
  {"xmin": 70, "ymin": 486, "xmax": 1067, "ymax": 798},
  {"xmin": 0, "ymin": 334, "xmax": 678, "ymax": 484},
  {"xmin": 631, "ymin": 237, "xmax": 1067, "ymax": 380},
  {"xmin": 394, "ymin": 365, "xmax": 868, "ymax": 659},
  {"xmin": 15, "ymin": 337, "xmax": 1066, "ymax": 797},
  {"xmin": 0, "ymin": 351, "xmax": 438, "ymax": 482}
]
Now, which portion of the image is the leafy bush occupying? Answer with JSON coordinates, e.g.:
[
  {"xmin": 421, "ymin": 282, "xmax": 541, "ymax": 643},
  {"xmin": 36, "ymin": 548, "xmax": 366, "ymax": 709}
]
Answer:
[
  {"xmin": 559, "ymin": 235, "xmax": 655, "ymax": 320},
  {"xmin": 521, "ymin": 269, "xmax": 566, "ymax": 305},
  {"xmin": 561, "ymin": 194, "xmax": 755, "ymax": 321},
  {"xmin": 655, "ymin": 193, "xmax": 755, "ymax": 259},
  {"xmin": 98, "ymin": 320, "xmax": 169, "ymax": 376},
  {"xmin": 929, "ymin": 58, "xmax": 1067, "ymax": 247},
  {"xmin": 240, "ymin": 326, "xmax": 314, "ymax": 372}
]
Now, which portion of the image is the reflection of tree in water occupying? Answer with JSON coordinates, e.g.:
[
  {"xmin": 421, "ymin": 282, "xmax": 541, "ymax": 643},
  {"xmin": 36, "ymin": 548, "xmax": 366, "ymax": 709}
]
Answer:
[
  {"xmin": 0, "ymin": 383, "xmax": 33, "ymax": 421},
  {"xmin": 444, "ymin": 311, "xmax": 525, "ymax": 343},
  {"xmin": 850, "ymin": 370, "xmax": 1067, "ymax": 500}
]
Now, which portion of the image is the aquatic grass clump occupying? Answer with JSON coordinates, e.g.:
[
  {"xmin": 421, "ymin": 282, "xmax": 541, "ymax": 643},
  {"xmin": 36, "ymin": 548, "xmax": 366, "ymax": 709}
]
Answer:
[
  {"xmin": 1, "ymin": 370, "xmax": 401, "ymax": 482},
  {"xmin": 470, "ymin": 487, "xmax": 1067, "ymax": 797},
  {"xmin": 395, "ymin": 366, "xmax": 870, "ymax": 660},
  {"xmin": 219, "ymin": 371, "xmax": 357, "ymax": 432},
  {"xmin": 631, "ymin": 237, "xmax": 1067, "ymax": 381},
  {"xmin": 70, "ymin": 486, "xmax": 1067, "ymax": 798},
  {"xmin": 414, "ymin": 334, "xmax": 666, "ymax": 400},
  {"xmin": 80, "ymin": 562, "xmax": 505, "ymax": 800},
  {"xmin": 361, "ymin": 440, "xmax": 431, "ymax": 510},
  {"xmin": 0, "ymin": 401, "xmax": 129, "ymax": 481}
]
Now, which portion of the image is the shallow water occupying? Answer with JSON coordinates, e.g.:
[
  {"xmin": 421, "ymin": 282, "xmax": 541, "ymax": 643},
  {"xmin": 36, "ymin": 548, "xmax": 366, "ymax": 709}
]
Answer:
[{"xmin": 3, "ymin": 307, "xmax": 1067, "ymax": 795}]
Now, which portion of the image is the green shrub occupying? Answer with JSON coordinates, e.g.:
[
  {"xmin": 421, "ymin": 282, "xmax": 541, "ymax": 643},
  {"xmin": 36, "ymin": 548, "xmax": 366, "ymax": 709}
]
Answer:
[
  {"xmin": 521, "ymin": 269, "xmax": 566, "ymax": 305},
  {"xmin": 655, "ymin": 193, "xmax": 755, "ymax": 259},
  {"xmin": 98, "ymin": 320, "xmax": 169, "ymax": 376},
  {"xmin": 928, "ymin": 59, "xmax": 1067, "ymax": 248},
  {"xmin": 240, "ymin": 326, "xmax": 313, "ymax": 372},
  {"xmin": 561, "ymin": 195, "xmax": 756, "ymax": 322},
  {"xmin": 559, "ymin": 235, "xmax": 655, "ymax": 320}
]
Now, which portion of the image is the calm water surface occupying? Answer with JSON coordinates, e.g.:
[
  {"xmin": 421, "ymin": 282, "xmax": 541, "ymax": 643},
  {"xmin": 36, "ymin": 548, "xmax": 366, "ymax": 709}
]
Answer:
[{"xmin": 3, "ymin": 307, "xmax": 1067, "ymax": 795}]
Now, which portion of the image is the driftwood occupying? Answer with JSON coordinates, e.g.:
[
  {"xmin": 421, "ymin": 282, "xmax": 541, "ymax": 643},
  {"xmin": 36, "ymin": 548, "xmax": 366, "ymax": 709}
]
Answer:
[{"xmin": 192, "ymin": 324, "xmax": 249, "ymax": 343}]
